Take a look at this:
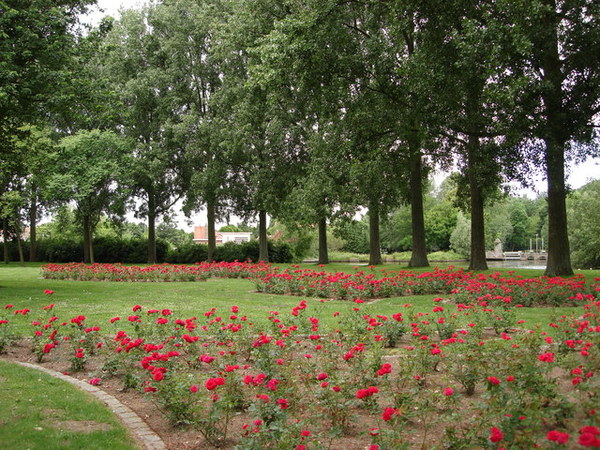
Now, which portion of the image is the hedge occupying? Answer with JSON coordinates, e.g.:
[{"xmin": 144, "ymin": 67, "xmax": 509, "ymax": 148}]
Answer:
[
  {"xmin": 1, "ymin": 238, "xmax": 294, "ymax": 264},
  {"xmin": 0, "ymin": 237, "xmax": 167, "ymax": 263}
]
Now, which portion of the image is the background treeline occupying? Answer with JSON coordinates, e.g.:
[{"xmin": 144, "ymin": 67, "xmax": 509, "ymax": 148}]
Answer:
[
  {"xmin": 4, "ymin": 177, "xmax": 599, "ymax": 268},
  {"xmin": 1, "ymin": 0, "xmax": 598, "ymax": 275},
  {"xmin": 0, "ymin": 209, "xmax": 294, "ymax": 263}
]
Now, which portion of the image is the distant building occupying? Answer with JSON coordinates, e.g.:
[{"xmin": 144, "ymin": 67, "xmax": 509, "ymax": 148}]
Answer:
[{"xmin": 193, "ymin": 226, "xmax": 252, "ymax": 245}]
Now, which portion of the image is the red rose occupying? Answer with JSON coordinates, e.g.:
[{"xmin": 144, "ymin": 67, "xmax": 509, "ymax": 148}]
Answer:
[
  {"xmin": 382, "ymin": 407, "xmax": 397, "ymax": 422},
  {"xmin": 490, "ymin": 427, "xmax": 504, "ymax": 443},
  {"xmin": 546, "ymin": 430, "xmax": 570, "ymax": 444},
  {"xmin": 487, "ymin": 376, "xmax": 501, "ymax": 385}
]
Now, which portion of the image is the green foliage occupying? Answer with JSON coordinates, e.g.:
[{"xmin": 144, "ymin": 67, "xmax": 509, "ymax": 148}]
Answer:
[
  {"xmin": 333, "ymin": 219, "xmax": 369, "ymax": 254},
  {"xmin": 425, "ymin": 201, "xmax": 458, "ymax": 252},
  {"xmin": 267, "ymin": 221, "xmax": 314, "ymax": 261},
  {"xmin": 450, "ymin": 212, "xmax": 471, "ymax": 258},
  {"xmin": 165, "ymin": 244, "xmax": 209, "ymax": 264},
  {"xmin": 219, "ymin": 225, "xmax": 242, "ymax": 232},
  {"xmin": 91, "ymin": 237, "xmax": 168, "ymax": 264},
  {"xmin": 156, "ymin": 222, "xmax": 193, "ymax": 249},
  {"xmin": 568, "ymin": 180, "xmax": 600, "ymax": 269},
  {"xmin": 0, "ymin": 0, "xmax": 92, "ymax": 128},
  {"xmin": 485, "ymin": 202, "xmax": 513, "ymax": 249},
  {"xmin": 380, "ymin": 206, "xmax": 413, "ymax": 253}
]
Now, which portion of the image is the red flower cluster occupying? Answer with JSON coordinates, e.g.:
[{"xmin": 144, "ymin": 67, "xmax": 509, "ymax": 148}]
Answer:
[
  {"xmin": 205, "ymin": 377, "xmax": 225, "ymax": 390},
  {"xmin": 356, "ymin": 386, "xmax": 379, "ymax": 399}
]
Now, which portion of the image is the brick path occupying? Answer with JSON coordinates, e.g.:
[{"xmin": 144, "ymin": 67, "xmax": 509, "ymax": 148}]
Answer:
[{"xmin": 13, "ymin": 361, "xmax": 166, "ymax": 450}]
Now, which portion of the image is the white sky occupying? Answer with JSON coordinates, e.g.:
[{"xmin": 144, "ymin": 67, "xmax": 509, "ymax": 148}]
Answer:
[
  {"xmin": 82, "ymin": 0, "xmax": 600, "ymax": 230},
  {"xmin": 82, "ymin": 0, "xmax": 144, "ymax": 26}
]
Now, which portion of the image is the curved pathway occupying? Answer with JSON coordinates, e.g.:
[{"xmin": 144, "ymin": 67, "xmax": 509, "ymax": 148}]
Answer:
[{"xmin": 13, "ymin": 361, "xmax": 166, "ymax": 450}]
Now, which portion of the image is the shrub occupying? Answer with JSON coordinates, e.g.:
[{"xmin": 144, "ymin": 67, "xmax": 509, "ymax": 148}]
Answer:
[
  {"xmin": 38, "ymin": 239, "xmax": 84, "ymax": 262},
  {"xmin": 214, "ymin": 241, "xmax": 251, "ymax": 262},
  {"xmin": 165, "ymin": 244, "xmax": 209, "ymax": 264}
]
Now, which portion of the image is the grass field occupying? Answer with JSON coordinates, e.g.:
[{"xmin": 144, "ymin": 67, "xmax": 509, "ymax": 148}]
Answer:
[
  {"xmin": 0, "ymin": 262, "xmax": 593, "ymax": 332},
  {"xmin": 0, "ymin": 360, "xmax": 138, "ymax": 449}
]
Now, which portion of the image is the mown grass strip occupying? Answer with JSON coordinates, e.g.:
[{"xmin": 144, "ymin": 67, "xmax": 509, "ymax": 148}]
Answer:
[{"xmin": 0, "ymin": 359, "xmax": 139, "ymax": 450}]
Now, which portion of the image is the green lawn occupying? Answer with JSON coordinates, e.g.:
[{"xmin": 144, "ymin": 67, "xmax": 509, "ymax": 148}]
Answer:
[
  {"xmin": 0, "ymin": 262, "xmax": 592, "ymax": 332},
  {"xmin": 0, "ymin": 360, "xmax": 138, "ymax": 449}
]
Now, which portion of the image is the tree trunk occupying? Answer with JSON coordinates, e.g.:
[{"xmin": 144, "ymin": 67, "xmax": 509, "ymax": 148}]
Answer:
[
  {"xmin": 467, "ymin": 138, "xmax": 488, "ymax": 271},
  {"xmin": 207, "ymin": 198, "xmax": 216, "ymax": 263},
  {"xmin": 317, "ymin": 216, "xmax": 329, "ymax": 265},
  {"xmin": 83, "ymin": 214, "xmax": 91, "ymax": 263},
  {"xmin": 258, "ymin": 210, "xmax": 269, "ymax": 263},
  {"xmin": 147, "ymin": 210, "xmax": 157, "ymax": 264},
  {"xmin": 29, "ymin": 193, "xmax": 38, "ymax": 262},
  {"xmin": 3, "ymin": 227, "xmax": 9, "ymax": 264},
  {"xmin": 540, "ymin": 2, "xmax": 573, "ymax": 277},
  {"xmin": 88, "ymin": 225, "xmax": 95, "ymax": 264},
  {"xmin": 368, "ymin": 202, "xmax": 382, "ymax": 265},
  {"xmin": 544, "ymin": 139, "xmax": 572, "ymax": 276},
  {"xmin": 408, "ymin": 142, "xmax": 429, "ymax": 268},
  {"xmin": 16, "ymin": 236, "xmax": 24, "ymax": 264}
]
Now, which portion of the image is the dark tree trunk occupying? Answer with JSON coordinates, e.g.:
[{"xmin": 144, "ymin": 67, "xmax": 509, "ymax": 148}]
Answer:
[
  {"xmin": 408, "ymin": 142, "xmax": 429, "ymax": 268},
  {"xmin": 544, "ymin": 139, "xmax": 572, "ymax": 276},
  {"xmin": 88, "ymin": 224, "xmax": 95, "ymax": 264},
  {"xmin": 467, "ymin": 138, "xmax": 488, "ymax": 271},
  {"xmin": 83, "ymin": 214, "xmax": 91, "ymax": 263},
  {"xmin": 146, "ymin": 190, "xmax": 158, "ymax": 264},
  {"xmin": 29, "ymin": 193, "xmax": 37, "ymax": 262},
  {"xmin": 206, "ymin": 198, "xmax": 216, "ymax": 263},
  {"xmin": 147, "ymin": 210, "xmax": 157, "ymax": 264},
  {"xmin": 3, "ymin": 227, "xmax": 9, "ymax": 264},
  {"xmin": 258, "ymin": 210, "xmax": 269, "ymax": 263},
  {"xmin": 368, "ymin": 202, "xmax": 382, "ymax": 266},
  {"xmin": 540, "ymin": 3, "xmax": 573, "ymax": 277},
  {"xmin": 16, "ymin": 236, "xmax": 24, "ymax": 264},
  {"xmin": 317, "ymin": 216, "xmax": 329, "ymax": 265}
]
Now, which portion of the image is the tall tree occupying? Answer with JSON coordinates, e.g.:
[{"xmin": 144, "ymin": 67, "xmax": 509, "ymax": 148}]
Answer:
[
  {"xmin": 413, "ymin": 0, "xmax": 530, "ymax": 270},
  {"xmin": 1, "ymin": 0, "xmax": 93, "ymax": 259},
  {"xmin": 497, "ymin": 0, "xmax": 600, "ymax": 276},
  {"xmin": 14, "ymin": 126, "xmax": 58, "ymax": 261},
  {"xmin": 152, "ymin": 0, "xmax": 225, "ymax": 263},
  {"xmin": 214, "ymin": 0, "xmax": 306, "ymax": 263},
  {"xmin": 48, "ymin": 130, "xmax": 130, "ymax": 263},
  {"xmin": 249, "ymin": 1, "xmax": 358, "ymax": 265},
  {"xmin": 105, "ymin": 7, "xmax": 192, "ymax": 264}
]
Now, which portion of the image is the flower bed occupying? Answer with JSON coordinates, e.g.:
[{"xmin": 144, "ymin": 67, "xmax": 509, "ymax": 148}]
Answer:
[
  {"xmin": 41, "ymin": 262, "xmax": 599, "ymax": 308},
  {"xmin": 254, "ymin": 266, "xmax": 600, "ymax": 307},
  {"xmin": 40, "ymin": 261, "xmax": 273, "ymax": 282},
  {"xmin": 1, "ymin": 289, "xmax": 599, "ymax": 449}
]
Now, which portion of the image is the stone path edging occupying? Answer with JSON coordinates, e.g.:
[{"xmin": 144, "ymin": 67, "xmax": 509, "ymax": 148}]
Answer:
[{"xmin": 12, "ymin": 361, "xmax": 166, "ymax": 450}]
